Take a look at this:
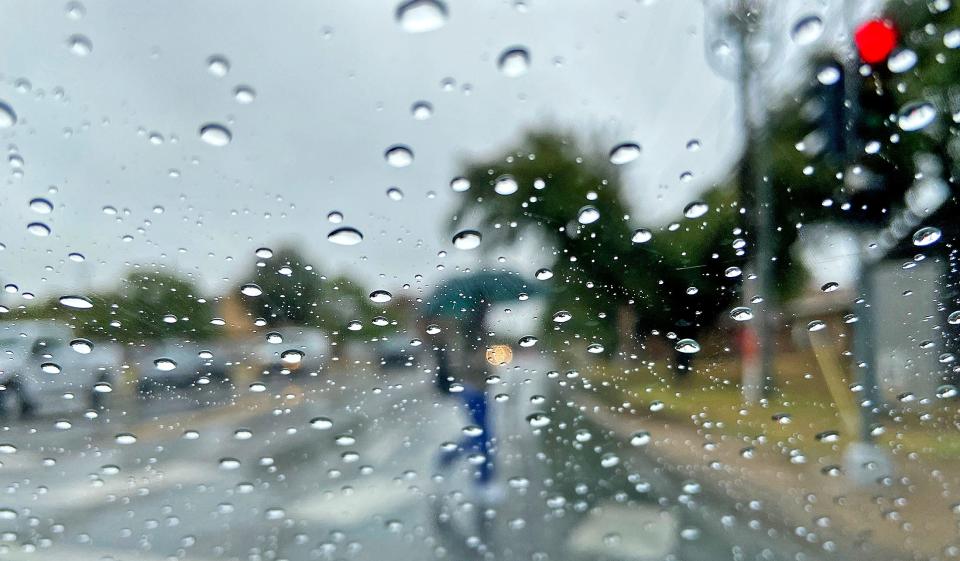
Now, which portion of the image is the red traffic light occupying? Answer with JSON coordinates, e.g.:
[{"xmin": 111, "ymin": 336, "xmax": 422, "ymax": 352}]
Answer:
[{"xmin": 854, "ymin": 18, "xmax": 898, "ymax": 64}]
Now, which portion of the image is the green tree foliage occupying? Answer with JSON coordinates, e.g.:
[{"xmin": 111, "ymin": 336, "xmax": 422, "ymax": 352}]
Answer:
[
  {"xmin": 11, "ymin": 270, "xmax": 214, "ymax": 343},
  {"xmin": 452, "ymin": 130, "xmax": 744, "ymax": 357}
]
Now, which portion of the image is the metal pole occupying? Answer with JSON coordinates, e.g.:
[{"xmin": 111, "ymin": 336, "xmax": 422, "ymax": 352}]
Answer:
[{"xmin": 734, "ymin": 1, "xmax": 776, "ymax": 401}]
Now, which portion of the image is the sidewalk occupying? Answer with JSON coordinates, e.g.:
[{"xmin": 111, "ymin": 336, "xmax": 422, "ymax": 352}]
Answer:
[{"xmin": 578, "ymin": 389, "xmax": 957, "ymax": 561}]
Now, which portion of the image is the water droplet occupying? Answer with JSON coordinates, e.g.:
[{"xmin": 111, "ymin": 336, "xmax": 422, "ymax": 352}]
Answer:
[
  {"xmin": 411, "ymin": 101, "xmax": 433, "ymax": 120},
  {"xmin": 912, "ymin": 226, "xmax": 942, "ymax": 247},
  {"xmin": 0, "ymin": 102, "xmax": 16, "ymax": 128},
  {"xmin": 328, "ymin": 227, "xmax": 363, "ymax": 246},
  {"xmin": 280, "ymin": 349, "xmax": 304, "ymax": 364},
  {"xmin": 887, "ymin": 49, "xmax": 917, "ymax": 73},
  {"xmin": 206, "ymin": 55, "xmax": 230, "ymax": 77},
  {"xmin": 730, "ymin": 307, "xmax": 753, "ymax": 321},
  {"xmin": 586, "ymin": 343, "xmax": 605, "ymax": 354},
  {"xmin": 526, "ymin": 412, "xmax": 550, "ymax": 428},
  {"xmin": 28, "ymin": 222, "xmax": 51, "ymax": 237},
  {"xmin": 936, "ymin": 384, "xmax": 958, "ymax": 399},
  {"xmin": 518, "ymin": 335, "xmax": 538, "ymax": 348},
  {"xmin": 369, "ymin": 290, "xmax": 393, "ymax": 303},
  {"xmin": 93, "ymin": 381, "xmax": 112, "ymax": 393},
  {"xmin": 219, "ymin": 457, "xmax": 241, "ymax": 470},
  {"xmin": 790, "ymin": 14, "xmax": 823, "ymax": 45},
  {"xmin": 535, "ymin": 268, "xmax": 553, "ymax": 281},
  {"xmin": 70, "ymin": 338, "xmax": 93, "ymax": 353},
  {"xmin": 821, "ymin": 281, "xmax": 839, "ymax": 293},
  {"xmin": 59, "ymin": 295, "xmax": 93, "ymax": 309},
  {"xmin": 248, "ymin": 382, "xmax": 266, "ymax": 393},
  {"xmin": 41, "ymin": 363, "xmax": 61, "ymax": 374},
  {"xmin": 450, "ymin": 176, "xmax": 470, "ymax": 192},
  {"xmin": 327, "ymin": 211, "xmax": 344, "ymax": 224},
  {"xmin": 240, "ymin": 283, "xmax": 263, "ymax": 297},
  {"xmin": 772, "ymin": 413, "xmax": 792, "ymax": 425},
  {"xmin": 310, "ymin": 416, "xmax": 333, "ymax": 430},
  {"xmin": 552, "ymin": 310, "xmax": 572, "ymax": 323},
  {"xmin": 724, "ymin": 266, "xmax": 742, "ymax": 278},
  {"xmin": 154, "ymin": 358, "xmax": 177, "ymax": 372},
  {"xmin": 600, "ymin": 453, "xmax": 620, "ymax": 468},
  {"xmin": 631, "ymin": 228, "xmax": 652, "ymax": 244},
  {"xmin": 683, "ymin": 201, "xmax": 709, "ymax": 218},
  {"xmin": 948, "ymin": 311, "xmax": 960, "ymax": 325},
  {"xmin": 807, "ymin": 320, "xmax": 826, "ymax": 332},
  {"xmin": 265, "ymin": 332, "xmax": 283, "ymax": 344},
  {"xmin": 609, "ymin": 142, "xmax": 641, "ymax": 165},
  {"xmin": 494, "ymin": 175, "xmax": 518, "ymax": 195},
  {"xmin": 396, "ymin": 0, "xmax": 448, "ymax": 33},
  {"xmin": 815, "ymin": 430, "xmax": 840, "ymax": 443},
  {"xmin": 384, "ymin": 144, "xmax": 414, "ymax": 167},
  {"xmin": 335, "ymin": 434, "xmax": 356, "ymax": 446},
  {"xmin": 630, "ymin": 431, "xmax": 651, "ymax": 446},
  {"xmin": 255, "ymin": 247, "xmax": 273, "ymax": 259},
  {"xmin": 452, "ymin": 229, "xmax": 482, "ymax": 250},
  {"xmin": 577, "ymin": 206, "xmax": 600, "ymax": 225},
  {"xmin": 65, "ymin": 1, "xmax": 85, "ymax": 20},
  {"xmin": 66, "ymin": 34, "xmax": 92, "ymax": 56},
  {"xmin": 234, "ymin": 85, "xmax": 256, "ymax": 104},
  {"xmin": 115, "ymin": 433, "xmax": 137, "ymax": 445},
  {"xmin": 347, "ymin": 320, "xmax": 363, "ymax": 331},
  {"xmin": 29, "ymin": 198, "xmax": 53, "ymax": 214},
  {"xmin": 498, "ymin": 47, "xmax": 530, "ymax": 77},
  {"xmin": 199, "ymin": 123, "xmax": 232, "ymax": 146},
  {"xmin": 897, "ymin": 101, "xmax": 936, "ymax": 131},
  {"xmin": 675, "ymin": 338, "xmax": 700, "ymax": 354}
]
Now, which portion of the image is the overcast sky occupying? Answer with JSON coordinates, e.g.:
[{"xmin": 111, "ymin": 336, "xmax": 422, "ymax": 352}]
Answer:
[{"xmin": 0, "ymin": 0, "xmax": 860, "ymax": 303}]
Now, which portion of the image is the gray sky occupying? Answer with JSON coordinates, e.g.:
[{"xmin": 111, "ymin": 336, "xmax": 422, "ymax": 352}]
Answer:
[{"xmin": 0, "ymin": 0, "xmax": 852, "ymax": 302}]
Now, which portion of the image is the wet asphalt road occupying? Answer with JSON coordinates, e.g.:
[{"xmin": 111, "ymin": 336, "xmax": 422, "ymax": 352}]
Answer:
[{"xmin": 0, "ymin": 363, "xmax": 844, "ymax": 561}]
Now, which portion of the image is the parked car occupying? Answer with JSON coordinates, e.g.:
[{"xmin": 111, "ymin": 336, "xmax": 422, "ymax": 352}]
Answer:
[
  {"xmin": 0, "ymin": 320, "xmax": 122, "ymax": 416},
  {"xmin": 136, "ymin": 339, "xmax": 229, "ymax": 394},
  {"xmin": 253, "ymin": 327, "xmax": 330, "ymax": 377}
]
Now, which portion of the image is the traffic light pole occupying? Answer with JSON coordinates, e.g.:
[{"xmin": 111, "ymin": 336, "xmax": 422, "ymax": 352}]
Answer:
[{"xmin": 734, "ymin": 6, "xmax": 776, "ymax": 402}]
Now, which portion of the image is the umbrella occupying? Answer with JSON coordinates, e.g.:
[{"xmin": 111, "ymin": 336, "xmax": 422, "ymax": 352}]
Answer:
[{"xmin": 423, "ymin": 270, "xmax": 541, "ymax": 319}]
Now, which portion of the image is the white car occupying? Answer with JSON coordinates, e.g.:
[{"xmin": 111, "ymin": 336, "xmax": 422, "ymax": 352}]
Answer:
[{"xmin": 0, "ymin": 320, "xmax": 122, "ymax": 416}]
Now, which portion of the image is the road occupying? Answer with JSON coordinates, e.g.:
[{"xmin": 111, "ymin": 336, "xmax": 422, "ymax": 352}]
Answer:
[{"xmin": 0, "ymin": 361, "xmax": 838, "ymax": 561}]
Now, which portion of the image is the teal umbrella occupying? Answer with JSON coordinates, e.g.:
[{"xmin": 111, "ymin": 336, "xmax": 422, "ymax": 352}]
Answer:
[{"xmin": 423, "ymin": 271, "xmax": 540, "ymax": 319}]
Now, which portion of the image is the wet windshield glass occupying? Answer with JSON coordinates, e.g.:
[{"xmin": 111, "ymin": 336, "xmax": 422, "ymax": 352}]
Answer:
[{"xmin": 0, "ymin": 1, "xmax": 958, "ymax": 560}]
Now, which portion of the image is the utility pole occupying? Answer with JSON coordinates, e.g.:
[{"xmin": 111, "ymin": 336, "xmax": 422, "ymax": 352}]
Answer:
[{"xmin": 704, "ymin": 0, "xmax": 776, "ymax": 401}]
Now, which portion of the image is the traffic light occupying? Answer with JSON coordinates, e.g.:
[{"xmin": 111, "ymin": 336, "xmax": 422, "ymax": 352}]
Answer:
[{"xmin": 854, "ymin": 19, "xmax": 898, "ymax": 64}]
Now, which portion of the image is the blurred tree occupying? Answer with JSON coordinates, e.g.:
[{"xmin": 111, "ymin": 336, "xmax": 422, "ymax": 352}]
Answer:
[
  {"xmin": 235, "ymin": 245, "xmax": 383, "ymax": 341},
  {"xmin": 11, "ymin": 270, "xmax": 214, "ymax": 343},
  {"xmin": 452, "ymin": 130, "xmax": 745, "ymax": 371}
]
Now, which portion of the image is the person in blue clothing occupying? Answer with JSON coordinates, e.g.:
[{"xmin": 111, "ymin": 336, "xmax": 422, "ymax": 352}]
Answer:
[{"xmin": 433, "ymin": 342, "xmax": 495, "ymax": 487}]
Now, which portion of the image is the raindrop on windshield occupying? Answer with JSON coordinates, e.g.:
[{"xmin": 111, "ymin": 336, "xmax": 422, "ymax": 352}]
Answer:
[
  {"xmin": 730, "ymin": 307, "xmax": 753, "ymax": 321},
  {"xmin": 396, "ymin": 0, "xmax": 448, "ymax": 33},
  {"xmin": 59, "ymin": 295, "xmax": 93, "ymax": 309},
  {"xmin": 29, "ymin": 198, "xmax": 53, "ymax": 214},
  {"xmin": 631, "ymin": 228, "xmax": 652, "ymax": 243},
  {"xmin": 790, "ymin": 14, "xmax": 823, "ymax": 45},
  {"xmin": 675, "ymin": 338, "xmax": 700, "ymax": 354},
  {"xmin": 498, "ymin": 47, "xmax": 530, "ymax": 77},
  {"xmin": 0, "ymin": 102, "xmax": 16, "ymax": 128},
  {"xmin": 912, "ymin": 226, "xmax": 941, "ymax": 247},
  {"xmin": 199, "ymin": 123, "xmax": 232, "ymax": 146},
  {"xmin": 369, "ymin": 290, "xmax": 393, "ymax": 303},
  {"xmin": 897, "ymin": 101, "xmax": 936, "ymax": 131},
  {"xmin": 384, "ymin": 145, "xmax": 414, "ymax": 167},
  {"xmin": 240, "ymin": 283, "xmax": 263, "ymax": 297},
  {"xmin": 577, "ymin": 206, "xmax": 600, "ymax": 225},
  {"xmin": 494, "ymin": 175, "xmax": 518, "ymax": 195},
  {"xmin": 683, "ymin": 201, "xmax": 709, "ymax": 218},
  {"xmin": 609, "ymin": 142, "xmax": 641, "ymax": 165},
  {"xmin": 154, "ymin": 358, "xmax": 177, "ymax": 371},
  {"xmin": 411, "ymin": 101, "xmax": 433, "ymax": 120},
  {"xmin": 452, "ymin": 229, "xmax": 482, "ymax": 250},
  {"xmin": 70, "ymin": 338, "xmax": 93, "ymax": 353},
  {"xmin": 67, "ymin": 34, "xmax": 93, "ymax": 56},
  {"xmin": 206, "ymin": 55, "xmax": 230, "ymax": 77},
  {"xmin": 328, "ymin": 227, "xmax": 364, "ymax": 246},
  {"xmin": 28, "ymin": 222, "xmax": 51, "ymax": 237}
]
